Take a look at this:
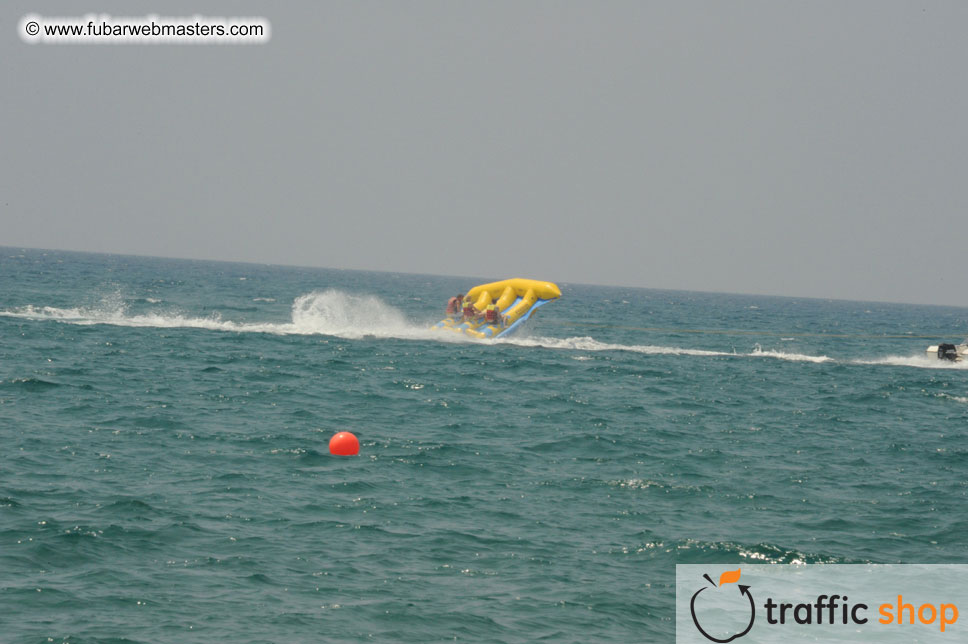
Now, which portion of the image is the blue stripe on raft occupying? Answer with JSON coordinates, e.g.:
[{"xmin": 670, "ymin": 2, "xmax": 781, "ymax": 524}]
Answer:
[{"xmin": 495, "ymin": 298, "xmax": 551, "ymax": 339}]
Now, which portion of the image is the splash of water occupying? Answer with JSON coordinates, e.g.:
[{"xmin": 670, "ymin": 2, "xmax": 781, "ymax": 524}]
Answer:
[{"xmin": 287, "ymin": 290, "xmax": 430, "ymax": 339}]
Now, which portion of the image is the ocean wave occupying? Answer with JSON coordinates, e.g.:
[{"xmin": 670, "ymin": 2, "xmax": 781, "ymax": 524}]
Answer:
[
  {"xmin": 664, "ymin": 538, "xmax": 853, "ymax": 564},
  {"xmin": 936, "ymin": 392, "xmax": 968, "ymax": 404},
  {"xmin": 0, "ymin": 377, "xmax": 62, "ymax": 391}
]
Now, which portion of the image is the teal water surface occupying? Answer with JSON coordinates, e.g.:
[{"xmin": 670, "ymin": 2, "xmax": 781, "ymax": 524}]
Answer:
[{"xmin": 2, "ymin": 248, "xmax": 967, "ymax": 643}]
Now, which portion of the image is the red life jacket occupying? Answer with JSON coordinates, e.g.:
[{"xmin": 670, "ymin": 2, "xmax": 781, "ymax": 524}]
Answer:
[
  {"xmin": 446, "ymin": 297, "xmax": 460, "ymax": 314},
  {"xmin": 463, "ymin": 304, "xmax": 476, "ymax": 317},
  {"xmin": 484, "ymin": 305, "xmax": 499, "ymax": 323}
]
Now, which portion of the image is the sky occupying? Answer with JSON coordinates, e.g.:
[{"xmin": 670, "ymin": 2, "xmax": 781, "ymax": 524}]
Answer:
[{"xmin": 2, "ymin": 1, "xmax": 967, "ymax": 305}]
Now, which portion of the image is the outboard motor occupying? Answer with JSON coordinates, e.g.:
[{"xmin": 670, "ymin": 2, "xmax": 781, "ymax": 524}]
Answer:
[{"xmin": 938, "ymin": 343, "xmax": 959, "ymax": 361}]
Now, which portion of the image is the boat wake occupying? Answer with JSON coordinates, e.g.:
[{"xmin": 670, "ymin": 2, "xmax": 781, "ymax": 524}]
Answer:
[
  {"xmin": 3, "ymin": 291, "xmax": 967, "ymax": 369},
  {"xmin": 851, "ymin": 354, "xmax": 968, "ymax": 370},
  {"xmin": 497, "ymin": 335, "xmax": 833, "ymax": 363},
  {"xmin": 0, "ymin": 290, "xmax": 447, "ymax": 342}
]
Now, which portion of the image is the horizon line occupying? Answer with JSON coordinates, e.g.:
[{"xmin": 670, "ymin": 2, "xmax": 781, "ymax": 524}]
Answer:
[{"xmin": 2, "ymin": 243, "xmax": 965, "ymax": 311}]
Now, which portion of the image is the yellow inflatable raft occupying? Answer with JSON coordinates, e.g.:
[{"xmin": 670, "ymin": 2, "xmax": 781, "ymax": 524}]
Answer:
[{"xmin": 432, "ymin": 278, "xmax": 561, "ymax": 339}]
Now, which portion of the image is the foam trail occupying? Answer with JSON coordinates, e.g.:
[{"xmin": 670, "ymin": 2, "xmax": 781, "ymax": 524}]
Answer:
[
  {"xmin": 851, "ymin": 354, "xmax": 968, "ymax": 370},
  {"xmin": 3, "ymin": 296, "xmax": 964, "ymax": 368},
  {"xmin": 749, "ymin": 345, "xmax": 832, "ymax": 364},
  {"xmin": 497, "ymin": 335, "xmax": 732, "ymax": 357},
  {"xmin": 497, "ymin": 335, "xmax": 833, "ymax": 363},
  {"xmin": 0, "ymin": 290, "xmax": 457, "ymax": 342},
  {"xmin": 513, "ymin": 337, "xmax": 967, "ymax": 369},
  {"xmin": 0, "ymin": 297, "xmax": 834, "ymax": 360},
  {"xmin": 1, "ymin": 303, "xmax": 280, "ymax": 333}
]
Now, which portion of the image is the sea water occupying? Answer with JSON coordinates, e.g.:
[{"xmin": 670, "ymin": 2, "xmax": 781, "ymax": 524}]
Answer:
[{"xmin": 1, "ymin": 248, "xmax": 967, "ymax": 643}]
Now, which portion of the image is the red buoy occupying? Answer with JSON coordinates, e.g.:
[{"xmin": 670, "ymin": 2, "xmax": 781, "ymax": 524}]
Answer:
[{"xmin": 329, "ymin": 431, "xmax": 359, "ymax": 456}]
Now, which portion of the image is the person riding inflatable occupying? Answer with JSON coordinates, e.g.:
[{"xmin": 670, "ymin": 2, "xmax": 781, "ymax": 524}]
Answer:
[
  {"xmin": 484, "ymin": 300, "xmax": 502, "ymax": 325},
  {"xmin": 462, "ymin": 297, "xmax": 478, "ymax": 320},
  {"xmin": 446, "ymin": 293, "xmax": 463, "ymax": 318}
]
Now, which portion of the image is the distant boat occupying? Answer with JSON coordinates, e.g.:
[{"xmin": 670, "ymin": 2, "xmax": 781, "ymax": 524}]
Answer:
[
  {"xmin": 926, "ymin": 340, "xmax": 968, "ymax": 361},
  {"xmin": 432, "ymin": 278, "xmax": 561, "ymax": 339}
]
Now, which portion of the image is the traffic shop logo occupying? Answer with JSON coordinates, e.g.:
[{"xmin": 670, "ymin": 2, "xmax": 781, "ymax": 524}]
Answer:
[{"xmin": 689, "ymin": 569, "xmax": 755, "ymax": 643}]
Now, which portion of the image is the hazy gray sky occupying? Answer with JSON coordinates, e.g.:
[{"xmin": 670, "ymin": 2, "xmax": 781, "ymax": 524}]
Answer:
[{"xmin": 3, "ymin": 1, "xmax": 966, "ymax": 305}]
